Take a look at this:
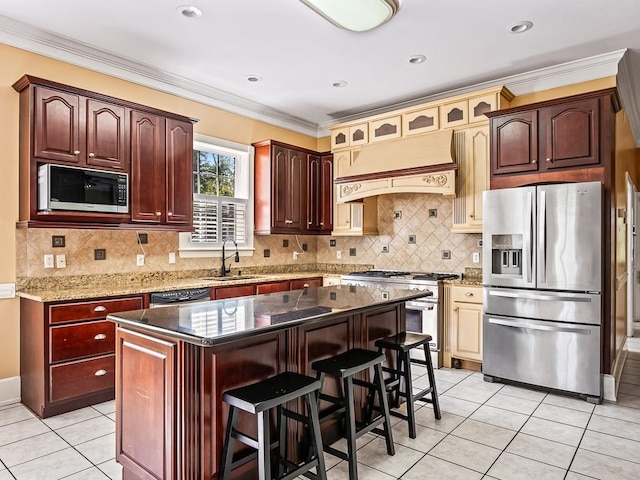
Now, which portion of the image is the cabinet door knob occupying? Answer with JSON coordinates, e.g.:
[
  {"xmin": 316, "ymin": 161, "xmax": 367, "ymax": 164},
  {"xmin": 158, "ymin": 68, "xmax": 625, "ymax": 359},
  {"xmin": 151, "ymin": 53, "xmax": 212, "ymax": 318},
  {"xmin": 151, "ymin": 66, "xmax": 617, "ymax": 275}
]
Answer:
[
  {"xmin": 532, "ymin": 159, "xmax": 537, "ymax": 164},
  {"xmin": 88, "ymin": 153, "xmax": 95, "ymax": 158},
  {"xmin": 453, "ymin": 307, "xmax": 459, "ymax": 311},
  {"xmin": 73, "ymin": 150, "xmax": 80, "ymax": 155},
  {"xmin": 168, "ymin": 212, "xmax": 173, "ymax": 216},
  {"xmin": 308, "ymin": 221, "xmax": 312, "ymax": 225},
  {"xmin": 465, "ymin": 292, "xmax": 474, "ymax": 296},
  {"xmin": 303, "ymin": 283, "xmax": 310, "ymax": 288},
  {"xmin": 93, "ymin": 305, "xmax": 106, "ymax": 312},
  {"xmin": 320, "ymin": 222, "xmax": 324, "ymax": 226},
  {"xmin": 94, "ymin": 369, "xmax": 107, "ymax": 376},
  {"xmin": 156, "ymin": 212, "xmax": 162, "ymax": 216},
  {"xmin": 469, "ymin": 214, "xmax": 474, "ymax": 218},
  {"xmin": 94, "ymin": 333, "xmax": 107, "ymax": 340},
  {"xmin": 546, "ymin": 158, "xmax": 553, "ymax": 163},
  {"xmin": 285, "ymin": 220, "xmax": 293, "ymax": 224}
]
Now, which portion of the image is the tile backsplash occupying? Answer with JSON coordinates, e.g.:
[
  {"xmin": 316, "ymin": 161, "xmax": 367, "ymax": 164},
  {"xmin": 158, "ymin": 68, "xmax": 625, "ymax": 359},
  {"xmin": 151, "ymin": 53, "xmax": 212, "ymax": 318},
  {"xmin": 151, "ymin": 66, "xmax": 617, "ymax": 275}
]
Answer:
[{"xmin": 16, "ymin": 193, "xmax": 481, "ymax": 280}]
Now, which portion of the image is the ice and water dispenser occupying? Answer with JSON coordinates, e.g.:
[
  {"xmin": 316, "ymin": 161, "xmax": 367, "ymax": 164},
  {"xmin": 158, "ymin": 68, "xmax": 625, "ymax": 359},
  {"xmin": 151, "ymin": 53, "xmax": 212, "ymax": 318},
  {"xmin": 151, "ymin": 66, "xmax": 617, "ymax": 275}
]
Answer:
[{"xmin": 491, "ymin": 234, "xmax": 523, "ymax": 276}]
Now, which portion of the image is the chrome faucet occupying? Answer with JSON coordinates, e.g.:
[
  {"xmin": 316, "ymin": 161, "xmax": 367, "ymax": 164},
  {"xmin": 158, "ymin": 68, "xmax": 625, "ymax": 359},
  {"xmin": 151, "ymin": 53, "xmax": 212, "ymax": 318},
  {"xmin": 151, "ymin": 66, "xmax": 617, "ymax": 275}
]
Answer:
[{"xmin": 220, "ymin": 239, "xmax": 240, "ymax": 277}]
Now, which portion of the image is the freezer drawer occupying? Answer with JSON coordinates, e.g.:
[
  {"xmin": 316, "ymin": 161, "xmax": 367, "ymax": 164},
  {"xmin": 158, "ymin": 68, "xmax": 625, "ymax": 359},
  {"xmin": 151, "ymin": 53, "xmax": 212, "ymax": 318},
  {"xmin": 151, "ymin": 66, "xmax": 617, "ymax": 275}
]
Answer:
[
  {"xmin": 483, "ymin": 314, "xmax": 601, "ymax": 397},
  {"xmin": 484, "ymin": 288, "xmax": 601, "ymax": 326}
]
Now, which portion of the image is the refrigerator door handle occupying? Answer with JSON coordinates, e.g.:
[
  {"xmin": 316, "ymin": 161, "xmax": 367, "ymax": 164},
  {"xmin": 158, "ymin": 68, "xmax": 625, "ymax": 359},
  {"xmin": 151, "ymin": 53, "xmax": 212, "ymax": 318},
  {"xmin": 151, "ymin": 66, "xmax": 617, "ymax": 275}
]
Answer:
[
  {"xmin": 539, "ymin": 190, "xmax": 546, "ymax": 284},
  {"xmin": 488, "ymin": 317, "xmax": 593, "ymax": 334},
  {"xmin": 526, "ymin": 190, "xmax": 533, "ymax": 284},
  {"xmin": 488, "ymin": 290, "xmax": 593, "ymax": 303}
]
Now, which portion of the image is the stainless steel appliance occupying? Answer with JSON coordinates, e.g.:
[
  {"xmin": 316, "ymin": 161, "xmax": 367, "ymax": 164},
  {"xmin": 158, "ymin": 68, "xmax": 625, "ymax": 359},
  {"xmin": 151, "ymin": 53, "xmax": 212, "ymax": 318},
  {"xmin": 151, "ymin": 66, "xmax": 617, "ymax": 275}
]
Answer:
[
  {"xmin": 38, "ymin": 163, "xmax": 128, "ymax": 214},
  {"xmin": 341, "ymin": 270, "xmax": 460, "ymax": 368},
  {"xmin": 149, "ymin": 287, "xmax": 211, "ymax": 307},
  {"xmin": 482, "ymin": 181, "xmax": 603, "ymax": 401}
]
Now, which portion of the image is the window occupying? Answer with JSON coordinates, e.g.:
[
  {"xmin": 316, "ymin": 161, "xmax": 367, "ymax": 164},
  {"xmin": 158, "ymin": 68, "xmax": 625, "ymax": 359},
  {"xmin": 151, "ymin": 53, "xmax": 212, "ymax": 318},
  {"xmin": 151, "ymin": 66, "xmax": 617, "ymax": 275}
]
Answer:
[{"xmin": 179, "ymin": 134, "xmax": 254, "ymax": 257}]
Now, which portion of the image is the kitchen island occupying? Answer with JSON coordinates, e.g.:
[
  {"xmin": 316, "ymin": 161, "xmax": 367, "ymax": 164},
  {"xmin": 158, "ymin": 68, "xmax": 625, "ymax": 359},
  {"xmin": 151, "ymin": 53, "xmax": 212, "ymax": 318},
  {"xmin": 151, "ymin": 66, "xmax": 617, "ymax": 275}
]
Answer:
[{"xmin": 107, "ymin": 285, "xmax": 428, "ymax": 480}]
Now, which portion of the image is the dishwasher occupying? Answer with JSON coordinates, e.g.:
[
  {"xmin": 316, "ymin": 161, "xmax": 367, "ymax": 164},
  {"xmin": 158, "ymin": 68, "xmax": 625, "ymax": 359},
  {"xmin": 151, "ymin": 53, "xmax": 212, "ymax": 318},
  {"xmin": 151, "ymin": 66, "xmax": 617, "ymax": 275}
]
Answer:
[{"xmin": 149, "ymin": 287, "xmax": 211, "ymax": 307}]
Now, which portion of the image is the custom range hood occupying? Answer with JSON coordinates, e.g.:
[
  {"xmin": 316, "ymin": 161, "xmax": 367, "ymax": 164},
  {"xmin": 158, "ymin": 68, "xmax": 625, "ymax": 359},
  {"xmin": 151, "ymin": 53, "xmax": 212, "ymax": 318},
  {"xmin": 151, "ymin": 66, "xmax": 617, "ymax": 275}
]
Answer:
[{"xmin": 334, "ymin": 129, "xmax": 457, "ymax": 203}]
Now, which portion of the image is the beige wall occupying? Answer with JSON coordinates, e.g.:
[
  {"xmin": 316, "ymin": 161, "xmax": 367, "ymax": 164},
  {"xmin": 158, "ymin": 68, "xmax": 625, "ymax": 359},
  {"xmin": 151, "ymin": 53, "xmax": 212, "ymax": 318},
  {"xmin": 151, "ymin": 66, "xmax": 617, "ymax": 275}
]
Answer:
[{"xmin": 0, "ymin": 42, "xmax": 327, "ymax": 381}]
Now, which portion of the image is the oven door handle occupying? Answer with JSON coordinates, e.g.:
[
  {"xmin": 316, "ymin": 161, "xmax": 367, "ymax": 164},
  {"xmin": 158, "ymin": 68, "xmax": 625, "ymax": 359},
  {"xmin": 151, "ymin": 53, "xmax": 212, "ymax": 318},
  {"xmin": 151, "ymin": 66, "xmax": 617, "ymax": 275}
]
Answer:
[{"xmin": 406, "ymin": 301, "xmax": 436, "ymax": 310}]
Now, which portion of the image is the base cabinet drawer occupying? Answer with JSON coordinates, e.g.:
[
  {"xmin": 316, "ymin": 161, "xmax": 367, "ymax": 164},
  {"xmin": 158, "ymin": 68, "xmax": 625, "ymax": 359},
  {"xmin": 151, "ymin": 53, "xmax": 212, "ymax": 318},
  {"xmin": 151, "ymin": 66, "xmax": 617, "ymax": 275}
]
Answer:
[
  {"xmin": 50, "ymin": 320, "xmax": 115, "ymax": 363},
  {"xmin": 50, "ymin": 354, "xmax": 115, "ymax": 402},
  {"xmin": 49, "ymin": 297, "xmax": 144, "ymax": 324}
]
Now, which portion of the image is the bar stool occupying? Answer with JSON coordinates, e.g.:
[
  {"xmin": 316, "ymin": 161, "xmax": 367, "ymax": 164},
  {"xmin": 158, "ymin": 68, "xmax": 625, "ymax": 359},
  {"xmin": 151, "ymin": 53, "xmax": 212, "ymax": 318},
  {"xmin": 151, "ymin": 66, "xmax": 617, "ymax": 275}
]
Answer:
[
  {"xmin": 220, "ymin": 372, "xmax": 327, "ymax": 480},
  {"xmin": 312, "ymin": 348, "xmax": 395, "ymax": 480},
  {"xmin": 374, "ymin": 332, "xmax": 441, "ymax": 439}
]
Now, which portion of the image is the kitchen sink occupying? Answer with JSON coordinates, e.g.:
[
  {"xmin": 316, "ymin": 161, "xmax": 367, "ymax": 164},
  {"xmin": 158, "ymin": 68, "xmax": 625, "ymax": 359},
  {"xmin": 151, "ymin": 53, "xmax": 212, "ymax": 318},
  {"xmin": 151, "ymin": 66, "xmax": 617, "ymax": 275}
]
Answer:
[{"xmin": 198, "ymin": 275, "xmax": 262, "ymax": 282}]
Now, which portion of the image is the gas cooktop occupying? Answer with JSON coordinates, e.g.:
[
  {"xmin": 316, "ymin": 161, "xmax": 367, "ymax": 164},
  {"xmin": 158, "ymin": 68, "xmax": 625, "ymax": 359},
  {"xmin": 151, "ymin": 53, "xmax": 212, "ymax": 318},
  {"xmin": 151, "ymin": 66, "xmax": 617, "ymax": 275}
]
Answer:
[{"xmin": 346, "ymin": 271, "xmax": 461, "ymax": 282}]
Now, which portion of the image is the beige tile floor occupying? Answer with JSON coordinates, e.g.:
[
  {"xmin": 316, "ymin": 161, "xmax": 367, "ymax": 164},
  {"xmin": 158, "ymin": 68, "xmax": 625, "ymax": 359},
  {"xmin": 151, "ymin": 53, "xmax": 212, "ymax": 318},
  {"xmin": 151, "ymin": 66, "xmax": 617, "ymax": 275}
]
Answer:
[{"xmin": 2, "ymin": 354, "xmax": 640, "ymax": 479}]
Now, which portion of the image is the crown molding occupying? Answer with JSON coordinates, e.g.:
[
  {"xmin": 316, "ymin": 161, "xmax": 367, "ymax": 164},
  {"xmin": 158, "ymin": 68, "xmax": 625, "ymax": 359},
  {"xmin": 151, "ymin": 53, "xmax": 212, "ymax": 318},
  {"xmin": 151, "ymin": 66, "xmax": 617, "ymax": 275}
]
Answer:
[
  {"xmin": 617, "ymin": 50, "xmax": 640, "ymax": 147},
  {"xmin": 0, "ymin": 15, "xmax": 320, "ymax": 137},
  {"xmin": 0, "ymin": 15, "xmax": 626, "ymax": 140},
  {"xmin": 320, "ymin": 50, "xmax": 626, "ymax": 135}
]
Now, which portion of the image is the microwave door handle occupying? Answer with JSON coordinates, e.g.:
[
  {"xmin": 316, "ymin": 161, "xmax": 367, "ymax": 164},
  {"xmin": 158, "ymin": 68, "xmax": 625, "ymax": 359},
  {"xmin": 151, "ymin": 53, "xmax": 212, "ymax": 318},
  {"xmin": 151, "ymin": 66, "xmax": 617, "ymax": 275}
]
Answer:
[
  {"xmin": 525, "ymin": 190, "xmax": 533, "ymax": 284},
  {"xmin": 539, "ymin": 190, "xmax": 546, "ymax": 284}
]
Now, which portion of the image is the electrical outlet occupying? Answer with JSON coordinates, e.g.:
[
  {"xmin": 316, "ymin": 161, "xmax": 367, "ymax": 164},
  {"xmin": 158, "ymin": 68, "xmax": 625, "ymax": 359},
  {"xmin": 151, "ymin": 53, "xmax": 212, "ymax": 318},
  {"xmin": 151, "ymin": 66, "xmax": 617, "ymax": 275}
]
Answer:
[
  {"xmin": 472, "ymin": 252, "xmax": 480, "ymax": 263},
  {"xmin": 336, "ymin": 250, "xmax": 342, "ymax": 259},
  {"xmin": 349, "ymin": 248, "xmax": 356, "ymax": 256},
  {"xmin": 43, "ymin": 254, "xmax": 54, "ymax": 269},
  {"xmin": 52, "ymin": 235, "xmax": 65, "ymax": 248},
  {"xmin": 381, "ymin": 244, "xmax": 389, "ymax": 253},
  {"xmin": 168, "ymin": 252, "xmax": 176, "ymax": 264},
  {"xmin": 137, "ymin": 233, "xmax": 148, "ymax": 244},
  {"xmin": 293, "ymin": 252, "xmax": 299, "ymax": 260},
  {"xmin": 56, "ymin": 254, "xmax": 66, "ymax": 268},
  {"xmin": 441, "ymin": 250, "xmax": 451, "ymax": 260},
  {"xmin": 136, "ymin": 254, "xmax": 145, "ymax": 266},
  {"xmin": 429, "ymin": 209, "xmax": 438, "ymax": 218},
  {"xmin": 329, "ymin": 239, "xmax": 336, "ymax": 247},
  {"xmin": 94, "ymin": 249, "xmax": 106, "ymax": 260},
  {"xmin": 393, "ymin": 211, "xmax": 402, "ymax": 219},
  {"xmin": 408, "ymin": 235, "xmax": 416, "ymax": 244},
  {"xmin": 477, "ymin": 239, "xmax": 483, "ymax": 247}
]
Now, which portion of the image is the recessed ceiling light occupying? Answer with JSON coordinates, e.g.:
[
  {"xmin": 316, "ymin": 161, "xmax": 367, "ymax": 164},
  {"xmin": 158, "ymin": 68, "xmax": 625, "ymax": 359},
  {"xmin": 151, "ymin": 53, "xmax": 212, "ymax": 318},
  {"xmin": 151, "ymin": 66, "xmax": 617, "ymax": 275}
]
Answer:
[
  {"xmin": 176, "ymin": 5, "xmax": 203, "ymax": 18},
  {"xmin": 507, "ymin": 20, "xmax": 533, "ymax": 34},
  {"xmin": 246, "ymin": 75, "xmax": 262, "ymax": 83},
  {"xmin": 409, "ymin": 55, "xmax": 427, "ymax": 64},
  {"xmin": 332, "ymin": 80, "xmax": 348, "ymax": 88}
]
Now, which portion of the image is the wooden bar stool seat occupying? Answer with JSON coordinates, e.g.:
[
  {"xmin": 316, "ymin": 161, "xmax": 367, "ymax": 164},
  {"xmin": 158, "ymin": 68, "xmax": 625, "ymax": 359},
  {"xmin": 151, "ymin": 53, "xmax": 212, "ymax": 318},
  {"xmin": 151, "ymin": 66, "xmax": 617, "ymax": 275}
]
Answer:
[
  {"xmin": 374, "ymin": 332, "xmax": 441, "ymax": 439},
  {"xmin": 220, "ymin": 372, "xmax": 326, "ymax": 480},
  {"xmin": 312, "ymin": 348, "xmax": 395, "ymax": 480}
]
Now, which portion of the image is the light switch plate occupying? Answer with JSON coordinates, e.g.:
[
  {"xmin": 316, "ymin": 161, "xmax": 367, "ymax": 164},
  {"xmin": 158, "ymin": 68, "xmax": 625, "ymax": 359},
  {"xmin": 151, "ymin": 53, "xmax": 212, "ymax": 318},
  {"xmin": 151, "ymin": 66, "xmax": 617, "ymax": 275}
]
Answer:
[
  {"xmin": 168, "ymin": 252, "xmax": 176, "ymax": 264},
  {"xmin": 137, "ymin": 254, "xmax": 145, "ymax": 266},
  {"xmin": 472, "ymin": 252, "xmax": 480, "ymax": 263}
]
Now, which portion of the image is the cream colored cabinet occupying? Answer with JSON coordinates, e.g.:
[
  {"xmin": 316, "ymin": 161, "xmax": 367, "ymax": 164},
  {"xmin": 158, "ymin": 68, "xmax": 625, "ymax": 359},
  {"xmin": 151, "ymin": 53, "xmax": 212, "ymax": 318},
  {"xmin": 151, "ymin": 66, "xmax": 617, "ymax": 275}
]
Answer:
[
  {"xmin": 449, "ymin": 285, "xmax": 483, "ymax": 362},
  {"xmin": 451, "ymin": 125, "xmax": 489, "ymax": 233},
  {"xmin": 441, "ymin": 100, "xmax": 468, "ymax": 129},
  {"xmin": 402, "ymin": 107, "xmax": 439, "ymax": 136},
  {"xmin": 369, "ymin": 115, "xmax": 401, "ymax": 142},
  {"xmin": 332, "ymin": 195, "xmax": 378, "ymax": 236}
]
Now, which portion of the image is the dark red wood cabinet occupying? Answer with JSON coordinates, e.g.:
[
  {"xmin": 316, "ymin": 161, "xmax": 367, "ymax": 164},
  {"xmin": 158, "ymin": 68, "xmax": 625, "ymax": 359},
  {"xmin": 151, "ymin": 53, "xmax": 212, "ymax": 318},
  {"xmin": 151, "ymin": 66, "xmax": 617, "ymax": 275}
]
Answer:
[
  {"xmin": 253, "ymin": 139, "xmax": 333, "ymax": 235},
  {"xmin": 13, "ymin": 75, "xmax": 194, "ymax": 230},
  {"xmin": 487, "ymin": 89, "xmax": 616, "ymax": 180},
  {"xmin": 20, "ymin": 294, "xmax": 144, "ymax": 418}
]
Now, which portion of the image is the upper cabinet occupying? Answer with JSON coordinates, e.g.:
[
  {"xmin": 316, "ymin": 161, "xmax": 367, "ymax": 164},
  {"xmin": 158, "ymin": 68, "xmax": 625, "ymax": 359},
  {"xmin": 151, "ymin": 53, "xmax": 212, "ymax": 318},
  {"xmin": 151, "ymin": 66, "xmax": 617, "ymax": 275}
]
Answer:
[
  {"xmin": 487, "ymin": 89, "xmax": 619, "ymax": 181},
  {"xmin": 13, "ymin": 75, "xmax": 195, "ymax": 230},
  {"xmin": 33, "ymin": 87, "xmax": 127, "ymax": 170},
  {"xmin": 253, "ymin": 140, "xmax": 332, "ymax": 235}
]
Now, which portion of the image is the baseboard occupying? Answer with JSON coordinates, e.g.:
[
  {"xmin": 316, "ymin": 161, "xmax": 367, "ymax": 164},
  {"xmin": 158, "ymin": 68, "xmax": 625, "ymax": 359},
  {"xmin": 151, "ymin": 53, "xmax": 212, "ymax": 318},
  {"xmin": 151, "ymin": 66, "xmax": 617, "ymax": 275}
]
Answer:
[
  {"xmin": 0, "ymin": 376, "xmax": 20, "ymax": 407},
  {"xmin": 603, "ymin": 343, "xmax": 629, "ymax": 402}
]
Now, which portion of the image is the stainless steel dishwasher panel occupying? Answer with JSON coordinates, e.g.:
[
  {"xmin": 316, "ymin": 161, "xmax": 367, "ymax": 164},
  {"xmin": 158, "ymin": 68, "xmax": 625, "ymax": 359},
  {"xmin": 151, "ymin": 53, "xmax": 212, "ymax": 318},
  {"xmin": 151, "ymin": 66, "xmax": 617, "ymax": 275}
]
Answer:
[{"xmin": 483, "ymin": 314, "xmax": 601, "ymax": 397}]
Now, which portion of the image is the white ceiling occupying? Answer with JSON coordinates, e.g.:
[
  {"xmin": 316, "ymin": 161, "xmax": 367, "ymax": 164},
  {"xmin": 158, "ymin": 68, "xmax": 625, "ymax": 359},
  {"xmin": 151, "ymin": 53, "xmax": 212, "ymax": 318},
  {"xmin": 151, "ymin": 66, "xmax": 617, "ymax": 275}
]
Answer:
[{"xmin": 1, "ymin": 0, "xmax": 639, "ymax": 137}]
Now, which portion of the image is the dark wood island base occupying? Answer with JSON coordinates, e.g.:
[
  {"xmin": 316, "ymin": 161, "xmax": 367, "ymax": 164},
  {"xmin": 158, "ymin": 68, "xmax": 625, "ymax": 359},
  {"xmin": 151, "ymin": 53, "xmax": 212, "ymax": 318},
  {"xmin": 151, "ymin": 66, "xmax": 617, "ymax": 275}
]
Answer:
[{"xmin": 109, "ymin": 286, "xmax": 425, "ymax": 480}]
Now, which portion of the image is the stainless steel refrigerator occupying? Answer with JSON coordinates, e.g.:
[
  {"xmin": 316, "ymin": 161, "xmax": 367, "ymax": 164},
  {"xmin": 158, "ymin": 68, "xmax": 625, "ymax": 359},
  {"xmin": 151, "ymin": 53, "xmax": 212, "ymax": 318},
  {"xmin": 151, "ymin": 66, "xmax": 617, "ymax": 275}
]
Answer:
[{"xmin": 482, "ymin": 181, "xmax": 602, "ymax": 401}]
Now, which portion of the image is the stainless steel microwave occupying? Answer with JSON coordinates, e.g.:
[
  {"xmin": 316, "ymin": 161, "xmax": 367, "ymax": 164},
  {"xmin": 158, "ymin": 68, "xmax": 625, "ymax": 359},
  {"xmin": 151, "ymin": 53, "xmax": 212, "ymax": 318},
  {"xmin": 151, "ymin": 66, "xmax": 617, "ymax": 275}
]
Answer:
[{"xmin": 38, "ymin": 164, "xmax": 129, "ymax": 214}]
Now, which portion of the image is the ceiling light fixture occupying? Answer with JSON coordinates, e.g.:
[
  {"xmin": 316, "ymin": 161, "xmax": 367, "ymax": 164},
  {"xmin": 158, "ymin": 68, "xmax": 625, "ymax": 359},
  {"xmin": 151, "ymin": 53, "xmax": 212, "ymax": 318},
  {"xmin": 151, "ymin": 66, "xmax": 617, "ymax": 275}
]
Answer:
[
  {"xmin": 176, "ymin": 5, "xmax": 203, "ymax": 19},
  {"xmin": 300, "ymin": 0, "xmax": 400, "ymax": 32},
  {"xmin": 246, "ymin": 75, "xmax": 262, "ymax": 83},
  {"xmin": 332, "ymin": 80, "xmax": 348, "ymax": 88},
  {"xmin": 409, "ymin": 55, "xmax": 426, "ymax": 64},
  {"xmin": 507, "ymin": 20, "xmax": 533, "ymax": 34}
]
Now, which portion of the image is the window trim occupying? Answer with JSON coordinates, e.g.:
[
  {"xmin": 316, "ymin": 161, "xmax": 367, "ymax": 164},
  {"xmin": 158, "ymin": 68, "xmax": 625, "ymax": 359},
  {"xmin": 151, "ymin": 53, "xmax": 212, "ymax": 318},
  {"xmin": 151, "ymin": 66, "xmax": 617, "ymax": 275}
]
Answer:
[{"xmin": 179, "ymin": 134, "xmax": 255, "ymax": 258}]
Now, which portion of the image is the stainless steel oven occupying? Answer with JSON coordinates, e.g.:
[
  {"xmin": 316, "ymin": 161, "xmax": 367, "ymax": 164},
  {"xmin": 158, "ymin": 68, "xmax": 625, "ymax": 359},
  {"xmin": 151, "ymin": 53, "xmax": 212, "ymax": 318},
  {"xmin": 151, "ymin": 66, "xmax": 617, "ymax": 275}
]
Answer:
[{"xmin": 341, "ymin": 270, "xmax": 460, "ymax": 369}]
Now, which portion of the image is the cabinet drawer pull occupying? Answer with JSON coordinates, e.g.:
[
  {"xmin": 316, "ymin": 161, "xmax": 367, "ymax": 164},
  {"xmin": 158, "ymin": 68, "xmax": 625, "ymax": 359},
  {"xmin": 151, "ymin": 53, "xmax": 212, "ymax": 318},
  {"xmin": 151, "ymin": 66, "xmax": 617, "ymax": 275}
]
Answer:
[
  {"xmin": 156, "ymin": 211, "xmax": 162, "ymax": 216},
  {"xmin": 93, "ymin": 306, "xmax": 107, "ymax": 312},
  {"xmin": 465, "ymin": 292, "xmax": 474, "ymax": 296},
  {"xmin": 88, "ymin": 152, "xmax": 95, "ymax": 158},
  {"xmin": 320, "ymin": 222, "xmax": 324, "ymax": 226},
  {"xmin": 168, "ymin": 212, "xmax": 173, "ymax": 216},
  {"xmin": 73, "ymin": 150, "xmax": 80, "ymax": 155},
  {"xmin": 546, "ymin": 158, "xmax": 553, "ymax": 163},
  {"xmin": 94, "ymin": 333, "xmax": 107, "ymax": 340},
  {"xmin": 303, "ymin": 283, "xmax": 310, "ymax": 288},
  {"xmin": 308, "ymin": 221, "xmax": 312, "ymax": 225},
  {"xmin": 532, "ymin": 159, "xmax": 537, "ymax": 164},
  {"xmin": 285, "ymin": 219, "xmax": 293, "ymax": 224},
  {"xmin": 94, "ymin": 369, "xmax": 107, "ymax": 376}
]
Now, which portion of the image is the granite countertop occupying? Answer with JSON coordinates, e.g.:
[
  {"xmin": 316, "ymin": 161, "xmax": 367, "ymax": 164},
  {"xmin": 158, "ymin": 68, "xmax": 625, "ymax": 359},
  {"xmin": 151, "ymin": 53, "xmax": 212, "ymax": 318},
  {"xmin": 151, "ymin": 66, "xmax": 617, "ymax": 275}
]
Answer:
[
  {"xmin": 16, "ymin": 271, "xmax": 339, "ymax": 302},
  {"xmin": 107, "ymin": 285, "xmax": 428, "ymax": 346}
]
